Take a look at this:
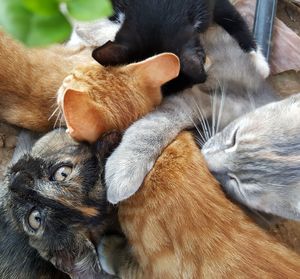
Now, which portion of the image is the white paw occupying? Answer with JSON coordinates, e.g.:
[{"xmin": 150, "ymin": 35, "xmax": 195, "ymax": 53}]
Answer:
[
  {"xmin": 105, "ymin": 145, "xmax": 155, "ymax": 204},
  {"xmin": 250, "ymin": 48, "xmax": 270, "ymax": 78}
]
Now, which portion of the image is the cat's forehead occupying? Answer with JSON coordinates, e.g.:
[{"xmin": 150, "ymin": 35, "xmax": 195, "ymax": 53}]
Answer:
[
  {"xmin": 31, "ymin": 129, "xmax": 89, "ymax": 159},
  {"xmin": 239, "ymin": 96, "xmax": 300, "ymax": 137}
]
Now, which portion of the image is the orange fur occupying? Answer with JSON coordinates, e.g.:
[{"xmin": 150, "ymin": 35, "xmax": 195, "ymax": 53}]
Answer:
[
  {"xmin": 59, "ymin": 53, "xmax": 180, "ymax": 142},
  {"xmin": 0, "ymin": 29, "xmax": 93, "ymax": 131},
  {"xmin": 0, "ymin": 30, "xmax": 180, "ymax": 142},
  {"xmin": 111, "ymin": 132, "xmax": 300, "ymax": 278},
  {"xmin": 2, "ymin": 28, "xmax": 299, "ymax": 278}
]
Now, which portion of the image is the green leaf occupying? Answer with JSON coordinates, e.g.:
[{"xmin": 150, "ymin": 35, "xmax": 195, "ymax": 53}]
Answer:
[
  {"xmin": 25, "ymin": 13, "xmax": 72, "ymax": 47},
  {"xmin": 0, "ymin": 0, "xmax": 72, "ymax": 46},
  {"xmin": 0, "ymin": 0, "xmax": 31, "ymax": 42},
  {"xmin": 22, "ymin": 0, "xmax": 60, "ymax": 16},
  {"xmin": 67, "ymin": 0, "xmax": 112, "ymax": 21}
]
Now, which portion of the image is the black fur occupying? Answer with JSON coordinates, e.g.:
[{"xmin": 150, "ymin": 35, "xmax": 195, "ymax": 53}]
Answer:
[{"xmin": 93, "ymin": 0, "xmax": 257, "ymax": 94}]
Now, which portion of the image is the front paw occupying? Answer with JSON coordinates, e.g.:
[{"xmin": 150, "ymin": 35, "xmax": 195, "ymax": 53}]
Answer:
[
  {"xmin": 98, "ymin": 235, "xmax": 126, "ymax": 276},
  {"xmin": 250, "ymin": 48, "xmax": 270, "ymax": 78},
  {"xmin": 105, "ymin": 145, "xmax": 155, "ymax": 204}
]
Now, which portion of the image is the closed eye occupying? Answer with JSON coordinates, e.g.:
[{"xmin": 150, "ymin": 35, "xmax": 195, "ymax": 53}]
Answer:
[
  {"xmin": 225, "ymin": 128, "xmax": 238, "ymax": 153},
  {"xmin": 228, "ymin": 173, "xmax": 239, "ymax": 186},
  {"xmin": 227, "ymin": 173, "xmax": 246, "ymax": 200}
]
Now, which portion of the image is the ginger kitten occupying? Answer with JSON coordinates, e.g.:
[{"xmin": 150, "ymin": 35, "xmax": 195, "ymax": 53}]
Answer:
[
  {"xmin": 58, "ymin": 53, "xmax": 179, "ymax": 142},
  {"xmin": 99, "ymin": 132, "xmax": 300, "ymax": 278},
  {"xmin": 0, "ymin": 29, "xmax": 179, "ymax": 143},
  {"xmin": 0, "ymin": 29, "xmax": 93, "ymax": 131}
]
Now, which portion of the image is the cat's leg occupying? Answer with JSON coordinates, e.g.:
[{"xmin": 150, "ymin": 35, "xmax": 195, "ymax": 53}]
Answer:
[
  {"xmin": 105, "ymin": 89, "xmax": 212, "ymax": 204},
  {"xmin": 98, "ymin": 235, "xmax": 144, "ymax": 279},
  {"xmin": 213, "ymin": 0, "xmax": 270, "ymax": 78}
]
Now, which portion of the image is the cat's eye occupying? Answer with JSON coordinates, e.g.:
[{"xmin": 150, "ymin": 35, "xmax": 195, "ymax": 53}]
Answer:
[
  {"xmin": 225, "ymin": 128, "xmax": 238, "ymax": 152},
  {"xmin": 28, "ymin": 209, "xmax": 42, "ymax": 231},
  {"xmin": 53, "ymin": 165, "xmax": 72, "ymax": 182},
  {"xmin": 227, "ymin": 173, "xmax": 239, "ymax": 188}
]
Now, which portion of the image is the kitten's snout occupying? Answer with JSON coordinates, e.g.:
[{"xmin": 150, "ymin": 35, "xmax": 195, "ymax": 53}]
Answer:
[
  {"xmin": 9, "ymin": 171, "xmax": 34, "ymax": 193},
  {"xmin": 202, "ymin": 149, "xmax": 229, "ymax": 175}
]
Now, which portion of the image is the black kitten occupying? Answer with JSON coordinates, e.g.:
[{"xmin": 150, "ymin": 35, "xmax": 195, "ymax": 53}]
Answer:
[
  {"xmin": 93, "ymin": 0, "xmax": 269, "ymax": 94},
  {"xmin": 3, "ymin": 130, "xmax": 121, "ymax": 279}
]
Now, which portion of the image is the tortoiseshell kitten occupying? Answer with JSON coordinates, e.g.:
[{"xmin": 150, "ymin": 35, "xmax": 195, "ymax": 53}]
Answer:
[{"xmin": 3, "ymin": 130, "xmax": 121, "ymax": 279}]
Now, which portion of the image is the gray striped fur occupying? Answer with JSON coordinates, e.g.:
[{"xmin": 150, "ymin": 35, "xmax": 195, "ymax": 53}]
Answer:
[
  {"xmin": 105, "ymin": 25, "xmax": 277, "ymax": 204},
  {"xmin": 203, "ymin": 93, "xmax": 300, "ymax": 220}
]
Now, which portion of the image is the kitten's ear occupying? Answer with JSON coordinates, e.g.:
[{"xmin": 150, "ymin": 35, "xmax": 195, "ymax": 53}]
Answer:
[
  {"xmin": 126, "ymin": 53, "xmax": 180, "ymax": 88},
  {"xmin": 63, "ymin": 89, "xmax": 110, "ymax": 143},
  {"xmin": 96, "ymin": 131, "xmax": 122, "ymax": 159},
  {"xmin": 180, "ymin": 43, "xmax": 208, "ymax": 84},
  {"xmin": 50, "ymin": 236, "xmax": 102, "ymax": 279},
  {"xmin": 11, "ymin": 130, "xmax": 40, "ymax": 164},
  {"xmin": 92, "ymin": 40, "xmax": 130, "ymax": 66}
]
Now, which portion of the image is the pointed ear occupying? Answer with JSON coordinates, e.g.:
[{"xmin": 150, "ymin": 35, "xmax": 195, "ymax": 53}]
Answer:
[
  {"xmin": 62, "ymin": 89, "xmax": 110, "ymax": 143},
  {"xmin": 92, "ymin": 40, "xmax": 130, "ymax": 66},
  {"xmin": 126, "ymin": 53, "xmax": 180, "ymax": 88},
  {"xmin": 180, "ymin": 45, "xmax": 207, "ymax": 84},
  {"xmin": 96, "ymin": 131, "xmax": 122, "ymax": 160},
  {"xmin": 49, "ymin": 236, "xmax": 103, "ymax": 279}
]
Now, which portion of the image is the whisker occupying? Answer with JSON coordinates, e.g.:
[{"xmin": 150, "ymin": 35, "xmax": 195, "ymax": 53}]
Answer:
[
  {"xmin": 53, "ymin": 110, "xmax": 62, "ymax": 129},
  {"xmin": 186, "ymin": 112, "xmax": 206, "ymax": 146},
  {"xmin": 195, "ymin": 99, "xmax": 212, "ymax": 140},
  {"xmin": 216, "ymin": 86, "xmax": 226, "ymax": 134},
  {"xmin": 196, "ymin": 137, "xmax": 205, "ymax": 147},
  {"xmin": 193, "ymin": 98, "xmax": 210, "ymax": 141},
  {"xmin": 48, "ymin": 106, "xmax": 59, "ymax": 122},
  {"xmin": 211, "ymin": 90, "xmax": 217, "ymax": 136}
]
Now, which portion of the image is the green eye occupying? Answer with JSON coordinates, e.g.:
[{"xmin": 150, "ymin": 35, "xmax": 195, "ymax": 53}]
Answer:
[
  {"xmin": 53, "ymin": 166, "xmax": 72, "ymax": 182},
  {"xmin": 28, "ymin": 209, "xmax": 42, "ymax": 231}
]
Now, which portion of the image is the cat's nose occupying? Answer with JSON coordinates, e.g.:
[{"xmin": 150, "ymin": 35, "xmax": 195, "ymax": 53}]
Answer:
[
  {"xmin": 202, "ymin": 150, "xmax": 230, "ymax": 175},
  {"xmin": 9, "ymin": 171, "xmax": 34, "ymax": 193}
]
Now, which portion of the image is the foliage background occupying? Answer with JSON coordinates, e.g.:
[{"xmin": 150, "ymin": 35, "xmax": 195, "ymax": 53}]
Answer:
[{"xmin": 0, "ymin": 0, "xmax": 112, "ymax": 46}]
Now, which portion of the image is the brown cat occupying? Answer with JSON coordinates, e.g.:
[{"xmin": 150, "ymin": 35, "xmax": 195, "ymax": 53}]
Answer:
[
  {"xmin": 58, "ymin": 54, "xmax": 179, "ymax": 142},
  {"xmin": 99, "ymin": 132, "xmax": 300, "ymax": 278},
  {"xmin": 0, "ymin": 29, "xmax": 179, "ymax": 142},
  {"xmin": 0, "ymin": 29, "xmax": 93, "ymax": 131}
]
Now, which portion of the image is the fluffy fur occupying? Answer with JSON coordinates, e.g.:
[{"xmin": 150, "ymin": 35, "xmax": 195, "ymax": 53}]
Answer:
[
  {"xmin": 57, "ymin": 53, "xmax": 179, "ymax": 142},
  {"xmin": 5, "ymin": 130, "xmax": 300, "ymax": 278},
  {"xmin": 93, "ymin": 0, "xmax": 269, "ymax": 93},
  {"xmin": 105, "ymin": 25, "xmax": 278, "ymax": 204},
  {"xmin": 0, "ymin": 28, "xmax": 180, "ymax": 143},
  {"xmin": 202, "ymin": 92, "xmax": 300, "ymax": 221},
  {"xmin": 99, "ymin": 132, "xmax": 300, "ymax": 278},
  {"xmin": 0, "ymin": 29, "xmax": 94, "ymax": 131}
]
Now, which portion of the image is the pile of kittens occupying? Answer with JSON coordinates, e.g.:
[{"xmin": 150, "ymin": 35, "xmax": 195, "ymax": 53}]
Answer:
[{"xmin": 0, "ymin": 0, "xmax": 300, "ymax": 278}]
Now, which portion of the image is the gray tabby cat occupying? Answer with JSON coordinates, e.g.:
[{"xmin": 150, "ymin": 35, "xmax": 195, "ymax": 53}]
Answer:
[
  {"xmin": 202, "ymin": 92, "xmax": 300, "ymax": 221},
  {"xmin": 104, "ymin": 25, "xmax": 277, "ymax": 204}
]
